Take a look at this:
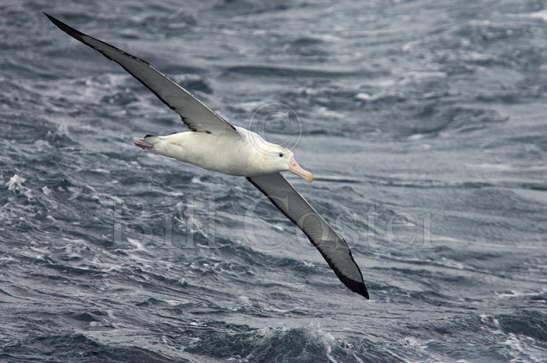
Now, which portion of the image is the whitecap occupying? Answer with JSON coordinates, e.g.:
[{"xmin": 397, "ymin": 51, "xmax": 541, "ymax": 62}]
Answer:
[
  {"xmin": 355, "ymin": 92, "xmax": 372, "ymax": 101},
  {"xmin": 6, "ymin": 174, "xmax": 26, "ymax": 192},
  {"xmin": 525, "ymin": 10, "xmax": 547, "ymax": 21}
]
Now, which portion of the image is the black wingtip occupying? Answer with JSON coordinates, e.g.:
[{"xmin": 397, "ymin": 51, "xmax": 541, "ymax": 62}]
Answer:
[
  {"xmin": 320, "ymin": 250, "xmax": 370, "ymax": 299},
  {"xmin": 360, "ymin": 284, "xmax": 370, "ymax": 299},
  {"xmin": 43, "ymin": 12, "xmax": 85, "ymax": 41},
  {"xmin": 346, "ymin": 278, "xmax": 370, "ymax": 299},
  {"xmin": 332, "ymin": 266, "xmax": 370, "ymax": 299}
]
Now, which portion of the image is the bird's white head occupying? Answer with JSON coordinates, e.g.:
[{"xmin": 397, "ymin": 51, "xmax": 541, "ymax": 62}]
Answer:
[{"xmin": 261, "ymin": 143, "xmax": 314, "ymax": 183}]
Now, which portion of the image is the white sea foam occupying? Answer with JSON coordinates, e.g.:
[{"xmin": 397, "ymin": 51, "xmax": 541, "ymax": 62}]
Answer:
[
  {"xmin": 525, "ymin": 10, "xmax": 547, "ymax": 21},
  {"xmin": 6, "ymin": 174, "xmax": 26, "ymax": 192}
]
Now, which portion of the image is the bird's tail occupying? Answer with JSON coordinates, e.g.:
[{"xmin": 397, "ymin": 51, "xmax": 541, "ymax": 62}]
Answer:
[{"xmin": 134, "ymin": 134, "xmax": 157, "ymax": 150}]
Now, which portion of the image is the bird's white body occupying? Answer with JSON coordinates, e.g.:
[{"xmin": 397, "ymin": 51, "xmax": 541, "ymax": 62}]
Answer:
[{"xmin": 143, "ymin": 126, "xmax": 292, "ymax": 177}]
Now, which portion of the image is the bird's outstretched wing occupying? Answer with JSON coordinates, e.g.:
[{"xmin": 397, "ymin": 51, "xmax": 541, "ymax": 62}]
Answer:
[
  {"xmin": 45, "ymin": 13, "xmax": 238, "ymax": 135},
  {"xmin": 247, "ymin": 173, "xmax": 369, "ymax": 299}
]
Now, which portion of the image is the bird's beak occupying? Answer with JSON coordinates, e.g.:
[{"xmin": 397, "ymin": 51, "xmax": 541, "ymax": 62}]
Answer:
[{"xmin": 289, "ymin": 158, "xmax": 314, "ymax": 183}]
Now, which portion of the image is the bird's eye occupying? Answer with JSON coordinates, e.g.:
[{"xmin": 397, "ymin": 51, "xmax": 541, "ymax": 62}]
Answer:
[{"xmin": 279, "ymin": 153, "xmax": 284, "ymax": 158}]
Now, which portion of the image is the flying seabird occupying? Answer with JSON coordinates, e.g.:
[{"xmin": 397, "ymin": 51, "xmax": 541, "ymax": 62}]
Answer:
[{"xmin": 45, "ymin": 13, "xmax": 369, "ymax": 299}]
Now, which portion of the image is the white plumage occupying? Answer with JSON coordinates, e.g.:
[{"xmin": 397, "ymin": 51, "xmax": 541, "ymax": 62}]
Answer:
[{"xmin": 136, "ymin": 127, "xmax": 306, "ymax": 179}]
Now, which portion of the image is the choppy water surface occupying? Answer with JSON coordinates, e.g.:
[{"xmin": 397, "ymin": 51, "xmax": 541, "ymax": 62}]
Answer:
[{"xmin": 1, "ymin": 0, "xmax": 546, "ymax": 362}]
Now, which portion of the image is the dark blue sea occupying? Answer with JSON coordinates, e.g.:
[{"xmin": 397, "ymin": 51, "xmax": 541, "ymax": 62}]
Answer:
[{"xmin": 1, "ymin": 0, "xmax": 546, "ymax": 362}]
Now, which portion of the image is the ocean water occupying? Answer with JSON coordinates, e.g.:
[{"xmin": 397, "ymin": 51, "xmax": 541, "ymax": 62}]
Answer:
[{"xmin": 1, "ymin": 0, "xmax": 546, "ymax": 362}]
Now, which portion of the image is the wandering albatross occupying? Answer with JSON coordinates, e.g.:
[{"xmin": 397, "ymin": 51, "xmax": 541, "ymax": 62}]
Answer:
[{"xmin": 45, "ymin": 13, "xmax": 369, "ymax": 299}]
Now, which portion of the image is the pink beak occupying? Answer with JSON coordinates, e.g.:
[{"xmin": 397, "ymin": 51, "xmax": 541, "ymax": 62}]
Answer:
[{"xmin": 289, "ymin": 158, "xmax": 314, "ymax": 183}]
